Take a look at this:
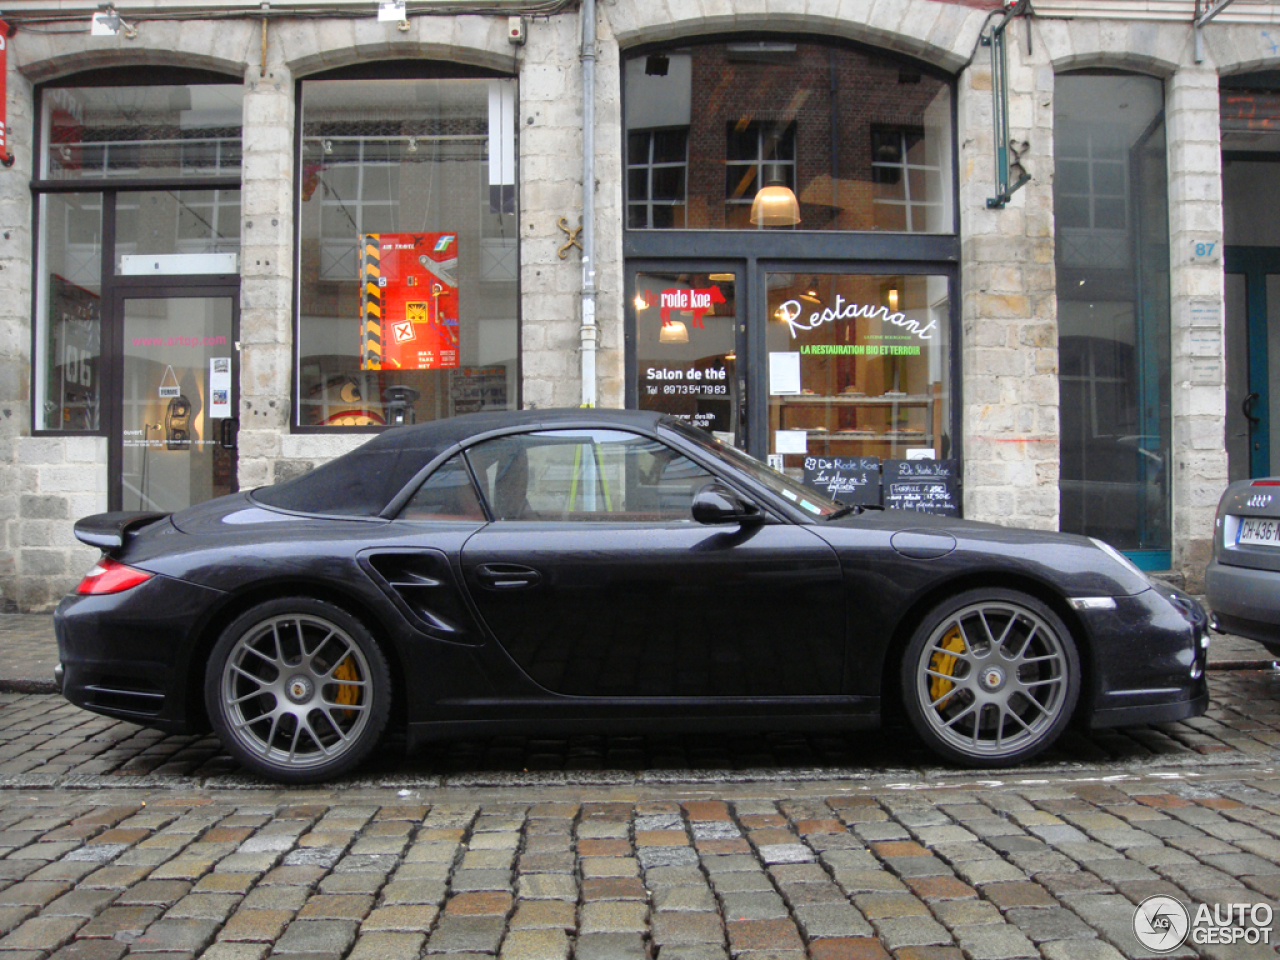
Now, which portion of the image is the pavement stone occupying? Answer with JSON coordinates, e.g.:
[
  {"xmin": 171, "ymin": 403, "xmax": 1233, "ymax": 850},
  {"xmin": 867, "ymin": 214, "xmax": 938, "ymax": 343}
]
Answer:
[
  {"xmin": 271, "ymin": 919, "xmax": 358, "ymax": 955},
  {"xmin": 499, "ymin": 928, "xmax": 571, "ymax": 960},
  {"xmin": 7, "ymin": 630, "xmax": 1280, "ymax": 960},
  {"xmin": 575, "ymin": 932, "xmax": 650, "ymax": 960}
]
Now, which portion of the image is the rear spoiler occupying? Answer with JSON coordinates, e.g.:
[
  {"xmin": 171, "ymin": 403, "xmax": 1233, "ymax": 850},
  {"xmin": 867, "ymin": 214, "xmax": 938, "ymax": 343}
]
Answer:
[{"xmin": 73, "ymin": 512, "xmax": 170, "ymax": 551}]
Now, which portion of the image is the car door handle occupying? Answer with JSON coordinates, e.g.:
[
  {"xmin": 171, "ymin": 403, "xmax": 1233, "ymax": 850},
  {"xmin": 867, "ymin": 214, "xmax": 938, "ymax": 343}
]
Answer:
[{"xmin": 475, "ymin": 563, "xmax": 542, "ymax": 590}]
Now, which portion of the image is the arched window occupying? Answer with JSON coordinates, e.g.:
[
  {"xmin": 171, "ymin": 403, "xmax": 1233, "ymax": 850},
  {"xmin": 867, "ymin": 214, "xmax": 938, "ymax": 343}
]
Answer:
[
  {"xmin": 624, "ymin": 38, "xmax": 954, "ymax": 233},
  {"xmin": 294, "ymin": 62, "xmax": 519, "ymax": 429},
  {"xmin": 1054, "ymin": 71, "xmax": 1171, "ymax": 563}
]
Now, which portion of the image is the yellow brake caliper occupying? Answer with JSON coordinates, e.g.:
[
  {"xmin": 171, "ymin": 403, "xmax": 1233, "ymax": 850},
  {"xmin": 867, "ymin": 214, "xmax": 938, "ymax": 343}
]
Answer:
[
  {"xmin": 332, "ymin": 655, "xmax": 362, "ymax": 717},
  {"xmin": 928, "ymin": 626, "xmax": 966, "ymax": 709}
]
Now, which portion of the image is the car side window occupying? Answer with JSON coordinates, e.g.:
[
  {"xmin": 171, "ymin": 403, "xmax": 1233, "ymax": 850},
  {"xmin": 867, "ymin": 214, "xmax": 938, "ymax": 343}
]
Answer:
[
  {"xmin": 399, "ymin": 454, "xmax": 487, "ymax": 521},
  {"xmin": 465, "ymin": 429, "xmax": 715, "ymax": 521}
]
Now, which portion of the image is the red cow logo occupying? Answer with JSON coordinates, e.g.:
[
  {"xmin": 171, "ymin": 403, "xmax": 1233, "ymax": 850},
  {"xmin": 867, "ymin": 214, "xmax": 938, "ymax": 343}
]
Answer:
[{"xmin": 655, "ymin": 286, "xmax": 726, "ymax": 329}]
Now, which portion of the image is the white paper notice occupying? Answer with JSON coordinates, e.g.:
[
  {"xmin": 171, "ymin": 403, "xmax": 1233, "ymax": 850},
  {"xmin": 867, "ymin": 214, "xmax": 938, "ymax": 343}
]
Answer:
[
  {"xmin": 210, "ymin": 357, "xmax": 232, "ymax": 418},
  {"xmin": 775, "ymin": 430, "xmax": 808, "ymax": 454},
  {"xmin": 769, "ymin": 352, "xmax": 801, "ymax": 395}
]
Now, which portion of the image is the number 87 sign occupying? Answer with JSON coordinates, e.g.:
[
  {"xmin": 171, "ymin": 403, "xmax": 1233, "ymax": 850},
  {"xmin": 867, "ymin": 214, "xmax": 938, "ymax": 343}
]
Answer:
[{"xmin": 360, "ymin": 232, "xmax": 460, "ymax": 371}]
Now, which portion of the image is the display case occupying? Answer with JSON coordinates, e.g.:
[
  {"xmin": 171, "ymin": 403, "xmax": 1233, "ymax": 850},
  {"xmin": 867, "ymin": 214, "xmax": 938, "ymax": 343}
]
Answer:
[{"xmin": 772, "ymin": 387, "xmax": 941, "ymax": 456}]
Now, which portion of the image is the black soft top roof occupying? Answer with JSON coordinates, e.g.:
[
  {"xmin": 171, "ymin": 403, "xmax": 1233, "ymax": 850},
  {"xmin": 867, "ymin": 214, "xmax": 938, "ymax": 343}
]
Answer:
[{"xmin": 251, "ymin": 408, "xmax": 672, "ymax": 517}]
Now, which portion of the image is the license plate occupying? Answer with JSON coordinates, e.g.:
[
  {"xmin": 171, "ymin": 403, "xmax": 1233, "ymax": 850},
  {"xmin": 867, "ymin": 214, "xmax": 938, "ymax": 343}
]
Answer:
[{"xmin": 1239, "ymin": 517, "xmax": 1280, "ymax": 546}]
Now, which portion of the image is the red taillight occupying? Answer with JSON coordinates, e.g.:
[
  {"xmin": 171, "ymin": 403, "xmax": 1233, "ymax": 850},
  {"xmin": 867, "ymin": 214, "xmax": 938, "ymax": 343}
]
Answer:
[
  {"xmin": 1252, "ymin": 480, "xmax": 1280, "ymax": 486},
  {"xmin": 76, "ymin": 557, "xmax": 153, "ymax": 595}
]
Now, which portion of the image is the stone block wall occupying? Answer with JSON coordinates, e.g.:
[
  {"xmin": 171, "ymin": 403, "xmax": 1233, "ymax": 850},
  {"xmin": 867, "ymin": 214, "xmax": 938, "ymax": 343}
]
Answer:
[
  {"xmin": 518, "ymin": 12, "xmax": 593, "ymax": 411},
  {"xmin": 1166, "ymin": 65, "xmax": 1227, "ymax": 592},
  {"xmin": 957, "ymin": 20, "xmax": 1061, "ymax": 530},
  {"xmin": 7, "ymin": 437, "xmax": 105, "ymax": 610}
]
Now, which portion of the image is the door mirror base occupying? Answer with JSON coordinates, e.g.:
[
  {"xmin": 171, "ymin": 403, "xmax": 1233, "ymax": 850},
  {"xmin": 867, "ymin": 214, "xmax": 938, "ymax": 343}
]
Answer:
[{"xmin": 692, "ymin": 482, "xmax": 765, "ymax": 526}]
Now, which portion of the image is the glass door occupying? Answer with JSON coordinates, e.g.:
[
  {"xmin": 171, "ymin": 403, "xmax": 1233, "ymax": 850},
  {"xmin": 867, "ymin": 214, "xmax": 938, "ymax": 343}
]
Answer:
[
  {"xmin": 113, "ymin": 290, "xmax": 239, "ymax": 512},
  {"xmin": 629, "ymin": 268, "xmax": 743, "ymax": 446},
  {"xmin": 1224, "ymin": 247, "xmax": 1280, "ymax": 481}
]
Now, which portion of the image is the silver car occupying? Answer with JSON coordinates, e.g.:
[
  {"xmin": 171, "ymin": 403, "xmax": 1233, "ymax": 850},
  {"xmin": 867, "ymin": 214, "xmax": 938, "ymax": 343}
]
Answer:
[{"xmin": 1206, "ymin": 477, "xmax": 1280, "ymax": 654}]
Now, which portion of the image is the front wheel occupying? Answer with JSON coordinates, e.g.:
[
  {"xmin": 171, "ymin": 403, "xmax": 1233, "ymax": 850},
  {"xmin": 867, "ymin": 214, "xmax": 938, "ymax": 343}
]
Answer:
[
  {"xmin": 205, "ymin": 598, "xmax": 391, "ymax": 783},
  {"xmin": 901, "ymin": 589, "xmax": 1080, "ymax": 766}
]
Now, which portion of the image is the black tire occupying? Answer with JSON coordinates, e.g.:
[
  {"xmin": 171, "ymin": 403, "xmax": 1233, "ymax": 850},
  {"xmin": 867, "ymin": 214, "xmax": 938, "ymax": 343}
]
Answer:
[
  {"xmin": 205, "ymin": 597, "xmax": 392, "ymax": 783},
  {"xmin": 900, "ymin": 588, "xmax": 1080, "ymax": 767}
]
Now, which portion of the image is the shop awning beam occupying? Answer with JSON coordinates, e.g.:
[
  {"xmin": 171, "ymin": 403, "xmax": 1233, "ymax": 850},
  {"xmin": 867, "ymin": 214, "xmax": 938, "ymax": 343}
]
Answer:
[
  {"xmin": 1195, "ymin": 0, "xmax": 1238, "ymax": 61},
  {"xmin": 1196, "ymin": 0, "xmax": 1238, "ymax": 26},
  {"xmin": 983, "ymin": 0, "xmax": 1032, "ymax": 209}
]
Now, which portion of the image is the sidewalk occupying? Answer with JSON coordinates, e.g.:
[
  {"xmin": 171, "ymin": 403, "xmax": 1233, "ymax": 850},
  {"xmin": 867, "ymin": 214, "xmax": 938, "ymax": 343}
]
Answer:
[{"xmin": 2, "ymin": 603, "xmax": 1274, "ymax": 695}]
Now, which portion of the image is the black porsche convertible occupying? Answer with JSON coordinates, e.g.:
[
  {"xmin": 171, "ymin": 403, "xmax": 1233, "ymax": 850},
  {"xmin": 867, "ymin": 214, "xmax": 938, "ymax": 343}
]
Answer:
[{"xmin": 55, "ymin": 409, "xmax": 1209, "ymax": 783}]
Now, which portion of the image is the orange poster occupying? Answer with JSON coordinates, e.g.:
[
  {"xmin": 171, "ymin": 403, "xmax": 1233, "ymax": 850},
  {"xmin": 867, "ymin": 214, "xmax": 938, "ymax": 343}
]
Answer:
[{"xmin": 360, "ymin": 232, "xmax": 460, "ymax": 371}]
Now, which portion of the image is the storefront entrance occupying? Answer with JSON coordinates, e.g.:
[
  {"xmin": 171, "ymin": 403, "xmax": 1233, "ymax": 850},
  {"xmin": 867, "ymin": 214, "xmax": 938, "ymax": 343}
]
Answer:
[
  {"xmin": 1221, "ymin": 73, "xmax": 1280, "ymax": 482},
  {"xmin": 110, "ymin": 285, "xmax": 239, "ymax": 512},
  {"xmin": 1224, "ymin": 247, "xmax": 1279, "ymax": 481},
  {"xmin": 627, "ymin": 263, "xmax": 956, "ymax": 485}
]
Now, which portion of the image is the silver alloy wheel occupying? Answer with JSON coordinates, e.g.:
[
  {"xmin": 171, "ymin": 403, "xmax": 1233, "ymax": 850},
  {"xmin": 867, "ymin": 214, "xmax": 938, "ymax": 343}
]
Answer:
[
  {"xmin": 220, "ymin": 613, "xmax": 373, "ymax": 770},
  {"xmin": 915, "ymin": 600, "xmax": 1071, "ymax": 758}
]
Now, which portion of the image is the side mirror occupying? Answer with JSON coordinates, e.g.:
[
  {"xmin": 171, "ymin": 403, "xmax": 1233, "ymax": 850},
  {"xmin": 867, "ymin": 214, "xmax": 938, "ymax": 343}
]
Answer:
[{"xmin": 692, "ymin": 482, "xmax": 764, "ymax": 526}]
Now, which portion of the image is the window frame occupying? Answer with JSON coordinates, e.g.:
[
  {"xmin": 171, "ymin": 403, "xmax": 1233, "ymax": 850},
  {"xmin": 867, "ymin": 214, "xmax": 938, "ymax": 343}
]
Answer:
[
  {"xmin": 627, "ymin": 126, "xmax": 690, "ymax": 229},
  {"xmin": 290, "ymin": 60, "xmax": 523, "ymax": 435},
  {"xmin": 30, "ymin": 69, "xmax": 245, "ymax": 439},
  {"xmin": 724, "ymin": 121, "xmax": 796, "ymax": 227},
  {"xmin": 621, "ymin": 32, "xmax": 961, "ymax": 242}
]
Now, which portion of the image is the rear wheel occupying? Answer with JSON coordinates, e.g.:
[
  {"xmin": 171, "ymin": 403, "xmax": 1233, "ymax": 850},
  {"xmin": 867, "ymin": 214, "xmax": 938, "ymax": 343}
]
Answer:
[
  {"xmin": 901, "ymin": 589, "xmax": 1079, "ymax": 766},
  {"xmin": 205, "ymin": 598, "xmax": 391, "ymax": 783}
]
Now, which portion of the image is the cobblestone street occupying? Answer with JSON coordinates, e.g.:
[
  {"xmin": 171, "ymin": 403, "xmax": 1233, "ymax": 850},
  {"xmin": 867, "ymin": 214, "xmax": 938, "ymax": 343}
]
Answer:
[{"xmin": 0, "ymin": 671, "xmax": 1276, "ymax": 959}]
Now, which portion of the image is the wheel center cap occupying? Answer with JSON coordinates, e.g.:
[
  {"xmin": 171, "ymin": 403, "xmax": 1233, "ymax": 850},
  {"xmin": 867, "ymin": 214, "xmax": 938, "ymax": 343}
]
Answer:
[
  {"xmin": 285, "ymin": 675, "xmax": 314, "ymax": 703},
  {"xmin": 980, "ymin": 667, "xmax": 1006, "ymax": 691}
]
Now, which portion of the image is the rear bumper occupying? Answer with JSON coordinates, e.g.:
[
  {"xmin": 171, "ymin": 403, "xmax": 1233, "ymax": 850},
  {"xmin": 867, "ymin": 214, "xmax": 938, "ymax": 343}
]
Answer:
[
  {"xmin": 55, "ymin": 575, "xmax": 225, "ymax": 734},
  {"xmin": 1206, "ymin": 558, "xmax": 1280, "ymax": 653}
]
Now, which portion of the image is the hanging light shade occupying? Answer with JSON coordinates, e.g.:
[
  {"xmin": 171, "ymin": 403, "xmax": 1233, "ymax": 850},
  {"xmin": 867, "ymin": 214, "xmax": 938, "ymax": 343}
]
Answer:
[
  {"xmin": 750, "ymin": 180, "xmax": 800, "ymax": 227},
  {"xmin": 659, "ymin": 320, "xmax": 689, "ymax": 344}
]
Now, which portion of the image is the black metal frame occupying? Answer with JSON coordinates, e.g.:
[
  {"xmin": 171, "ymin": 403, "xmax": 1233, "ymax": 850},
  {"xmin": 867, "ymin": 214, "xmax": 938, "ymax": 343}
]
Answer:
[
  {"xmin": 289, "ymin": 61, "xmax": 523, "ymax": 435},
  {"xmin": 28, "ymin": 184, "xmax": 241, "ymax": 439},
  {"xmin": 29, "ymin": 77, "xmax": 243, "ymax": 511},
  {"xmin": 106, "ymin": 281, "xmax": 241, "ymax": 510},
  {"xmin": 624, "ymin": 257, "xmax": 960, "ymax": 465},
  {"xmin": 620, "ymin": 32, "xmax": 963, "ymax": 477}
]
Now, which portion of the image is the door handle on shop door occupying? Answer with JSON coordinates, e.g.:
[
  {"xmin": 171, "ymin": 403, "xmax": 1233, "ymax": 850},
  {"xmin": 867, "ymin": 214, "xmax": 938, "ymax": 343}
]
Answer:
[
  {"xmin": 1243, "ymin": 392, "xmax": 1261, "ymax": 427},
  {"xmin": 476, "ymin": 563, "xmax": 542, "ymax": 590},
  {"xmin": 219, "ymin": 418, "xmax": 240, "ymax": 450}
]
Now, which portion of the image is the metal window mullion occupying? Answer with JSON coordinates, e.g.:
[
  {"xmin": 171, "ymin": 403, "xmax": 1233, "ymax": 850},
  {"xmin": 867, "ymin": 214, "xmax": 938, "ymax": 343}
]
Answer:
[{"xmin": 648, "ymin": 131, "xmax": 657, "ymax": 228}]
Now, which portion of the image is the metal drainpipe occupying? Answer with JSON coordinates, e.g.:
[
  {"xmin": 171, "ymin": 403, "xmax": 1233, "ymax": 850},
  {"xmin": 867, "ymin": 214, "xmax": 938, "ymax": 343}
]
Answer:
[{"xmin": 579, "ymin": 0, "xmax": 597, "ymax": 407}]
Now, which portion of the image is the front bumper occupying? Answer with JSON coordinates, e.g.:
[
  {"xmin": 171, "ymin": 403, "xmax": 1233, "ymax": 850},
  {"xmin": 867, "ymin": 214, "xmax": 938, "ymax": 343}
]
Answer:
[
  {"xmin": 1076, "ymin": 584, "xmax": 1209, "ymax": 728},
  {"xmin": 55, "ymin": 574, "xmax": 226, "ymax": 733}
]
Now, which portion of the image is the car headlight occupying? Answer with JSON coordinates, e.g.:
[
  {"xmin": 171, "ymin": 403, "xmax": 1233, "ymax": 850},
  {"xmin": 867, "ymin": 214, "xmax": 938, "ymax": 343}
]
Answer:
[{"xmin": 1089, "ymin": 537, "xmax": 1152, "ymax": 586}]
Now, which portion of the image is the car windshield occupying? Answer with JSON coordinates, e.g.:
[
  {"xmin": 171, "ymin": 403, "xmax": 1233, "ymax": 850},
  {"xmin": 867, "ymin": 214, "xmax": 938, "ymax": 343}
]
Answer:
[{"xmin": 661, "ymin": 421, "xmax": 843, "ymax": 519}]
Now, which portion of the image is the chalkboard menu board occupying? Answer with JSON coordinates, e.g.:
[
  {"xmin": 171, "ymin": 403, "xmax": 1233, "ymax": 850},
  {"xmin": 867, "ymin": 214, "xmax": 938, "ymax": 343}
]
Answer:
[
  {"xmin": 802, "ymin": 456, "xmax": 882, "ymax": 506},
  {"xmin": 883, "ymin": 459, "xmax": 960, "ymax": 516}
]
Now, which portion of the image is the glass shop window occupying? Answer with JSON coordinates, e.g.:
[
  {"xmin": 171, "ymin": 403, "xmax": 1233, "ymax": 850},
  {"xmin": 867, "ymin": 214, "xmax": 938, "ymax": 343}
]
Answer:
[
  {"xmin": 295, "ymin": 71, "xmax": 520, "ymax": 428},
  {"xmin": 766, "ymin": 273, "xmax": 952, "ymax": 474},
  {"xmin": 623, "ymin": 40, "xmax": 953, "ymax": 232},
  {"xmin": 33, "ymin": 78, "xmax": 244, "ymax": 434},
  {"xmin": 40, "ymin": 82, "xmax": 244, "ymax": 181},
  {"xmin": 1054, "ymin": 72, "xmax": 1171, "ymax": 558},
  {"xmin": 634, "ymin": 271, "xmax": 739, "ymax": 443}
]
